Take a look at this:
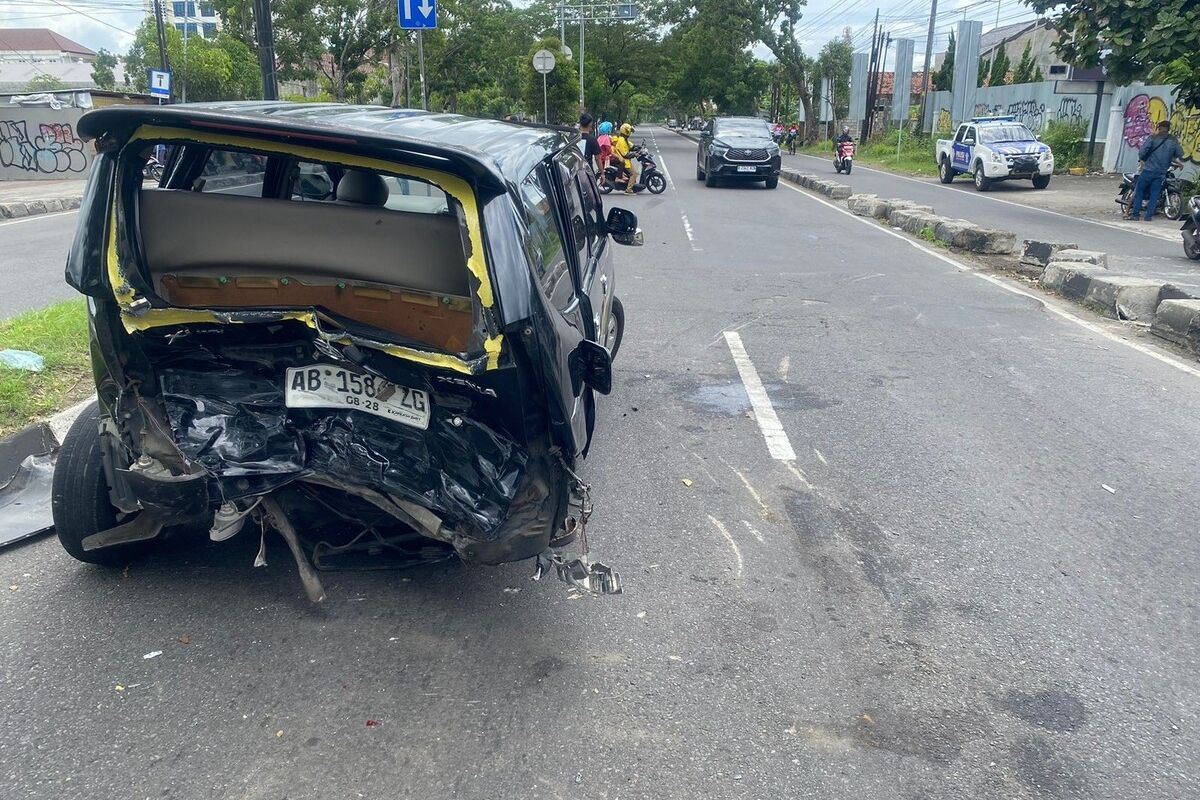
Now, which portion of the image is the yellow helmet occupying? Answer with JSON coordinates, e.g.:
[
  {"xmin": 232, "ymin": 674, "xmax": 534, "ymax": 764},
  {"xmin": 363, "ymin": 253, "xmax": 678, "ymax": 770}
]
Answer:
[{"xmin": 619, "ymin": 123, "xmax": 633, "ymax": 136}]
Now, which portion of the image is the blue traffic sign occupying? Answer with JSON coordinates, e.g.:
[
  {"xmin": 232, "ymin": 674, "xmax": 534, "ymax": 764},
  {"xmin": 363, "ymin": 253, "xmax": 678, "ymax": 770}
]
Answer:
[
  {"xmin": 398, "ymin": 0, "xmax": 436, "ymax": 29},
  {"xmin": 148, "ymin": 69, "xmax": 171, "ymax": 99}
]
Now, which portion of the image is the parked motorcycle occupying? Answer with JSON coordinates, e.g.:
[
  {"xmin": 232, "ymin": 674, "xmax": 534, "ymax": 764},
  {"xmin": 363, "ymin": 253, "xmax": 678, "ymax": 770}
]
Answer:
[
  {"xmin": 599, "ymin": 144, "xmax": 667, "ymax": 195},
  {"xmin": 1116, "ymin": 168, "xmax": 1183, "ymax": 221},
  {"xmin": 142, "ymin": 156, "xmax": 164, "ymax": 181},
  {"xmin": 1183, "ymin": 195, "xmax": 1200, "ymax": 261},
  {"xmin": 834, "ymin": 140, "xmax": 855, "ymax": 174}
]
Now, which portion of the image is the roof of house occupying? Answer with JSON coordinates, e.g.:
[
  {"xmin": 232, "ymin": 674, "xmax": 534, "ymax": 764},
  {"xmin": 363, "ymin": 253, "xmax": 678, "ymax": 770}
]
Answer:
[
  {"xmin": 0, "ymin": 28, "xmax": 97, "ymax": 57},
  {"xmin": 980, "ymin": 19, "xmax": 1043, "ymax": 54}
]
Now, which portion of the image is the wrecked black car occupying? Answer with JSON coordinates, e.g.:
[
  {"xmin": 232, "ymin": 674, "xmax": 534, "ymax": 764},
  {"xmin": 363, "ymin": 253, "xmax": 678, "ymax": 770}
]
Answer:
[{"xmin": 53, "ymin": 103, "xmax": 640, "ymax": 599}]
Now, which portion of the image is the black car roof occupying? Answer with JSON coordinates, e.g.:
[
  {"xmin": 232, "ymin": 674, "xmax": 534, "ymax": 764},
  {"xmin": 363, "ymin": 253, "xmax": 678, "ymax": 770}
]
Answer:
[{"xmin": 77, "ymin": 101, "xmax": 577, "ymax": 190}]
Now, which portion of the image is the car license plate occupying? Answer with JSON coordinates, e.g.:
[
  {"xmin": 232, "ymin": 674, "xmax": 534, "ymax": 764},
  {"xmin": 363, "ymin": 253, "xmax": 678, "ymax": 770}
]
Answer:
[
  {"xmin": 737, "ymin": 165, "xmax": 756, "ymax": 173},
  {"xmin": 285, "ymin": 366, "xmax": 430, "ymax": 430}
]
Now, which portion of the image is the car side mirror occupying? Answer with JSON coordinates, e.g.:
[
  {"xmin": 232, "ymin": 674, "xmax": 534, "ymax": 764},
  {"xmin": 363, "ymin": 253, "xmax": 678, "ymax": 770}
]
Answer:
[
  {"xmin": 297, "ymin": 172, "xmax": 333, "ymax": 200},
  {"xmin": 606, "ymin": 207, "xmax": 643, "ymax": 246},
  {"xmin": 963, "ymin": 137, "xmax": 976, "ymax": 146},
  {"xmin": 569, "ymin": 339, "xmax": 613, "ymax": 395}
]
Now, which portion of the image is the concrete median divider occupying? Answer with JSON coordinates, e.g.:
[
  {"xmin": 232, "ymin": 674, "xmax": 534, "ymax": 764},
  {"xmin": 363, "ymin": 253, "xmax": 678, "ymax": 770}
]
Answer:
[
  {"xmin": 0, "ymin": 196, "xmax": 82, "ymax": 219},
  {"xmin": 1150, "ymin": 300, "xmax": 1200, "ymax": 356},
  {"xmin": 1041, "ymin": 259, "xmax": 1191, "ymax": 324},
  {"xmin": 779, "ymin": 169, "xmax": 852, "ymax": 200}
]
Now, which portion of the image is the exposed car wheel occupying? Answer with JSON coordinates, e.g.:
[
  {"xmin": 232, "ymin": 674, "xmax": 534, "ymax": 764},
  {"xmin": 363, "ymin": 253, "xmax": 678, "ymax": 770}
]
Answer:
[
  {"xmin": 606, "ymin": 297, "xmax": 625, "ymax": 359},
  {"xmin": 705, "ymin": 171, "xmax": 717, "ymax": 187},
  {"xmin": 646, "ymin": 173, "xmax": 667, "ymax": 194},
  {"xmin": 938, "ymin": 157, "xmax": 955, "ymax": 184},
  {"xmin": 1032, "ymin": 173, "xmax": 1051, "ymax": 190},
  {"xmin": 696, "ymin": 164, "xmax": 705, "ymax": 181},
  {"xmin": 973, "ymin": 163, "xmax": 991, "ymax": 191},
  {"xmin": 52, "ymin": 401, "xmax": 152, "ymax": 566},
  {"xmin": 1165, "ymin": 191, "xmax": 1183, "ymax": 221},
  {"xmin": 765, "ymin": 176, "xmax": 779, "ymax": 189}
]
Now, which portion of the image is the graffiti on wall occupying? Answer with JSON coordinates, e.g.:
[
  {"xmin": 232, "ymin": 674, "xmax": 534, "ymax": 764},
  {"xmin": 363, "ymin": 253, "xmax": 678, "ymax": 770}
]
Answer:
[
  {"xmin": 1056, "ymin": 97, "xmax": 1085, "ymax": 127},
  {"xmin": 0, "ymin": 119, "xmax": 88, "ymax": 174},
  {"xmin": 1121, "ymin": 93, "xmax": 1199, "ymax": 165}
]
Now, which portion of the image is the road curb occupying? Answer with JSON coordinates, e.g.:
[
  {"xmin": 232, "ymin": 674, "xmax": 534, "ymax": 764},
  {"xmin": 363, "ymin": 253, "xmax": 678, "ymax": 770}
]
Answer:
[
  {"xmin": 1150, "ymin": 299, "xmax": 1200, "ymax": 356},
  {"xmin": 779, "ymin": 169, "xmax": 853, "ymax": 200},
  {"xmin": 0, "ymin": 196, "xmax": 82, "ymax": 220}
]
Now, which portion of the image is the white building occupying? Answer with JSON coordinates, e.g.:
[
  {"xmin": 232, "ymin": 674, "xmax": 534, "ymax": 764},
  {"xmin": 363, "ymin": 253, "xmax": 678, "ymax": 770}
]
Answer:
[
  {"xmin": 142, "ymin": 1, "xmax": 224, "ymax": 39},
  {"xmin": 0, "ymin": 28, "xmax": 97, "ymax": 64}
]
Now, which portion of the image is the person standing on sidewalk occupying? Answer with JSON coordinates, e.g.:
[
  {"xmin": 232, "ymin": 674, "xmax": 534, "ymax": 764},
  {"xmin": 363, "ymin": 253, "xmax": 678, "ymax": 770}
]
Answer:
[{"xmin": 1128, "ymin": 120, "xmax": 1185, "ymax": 221}]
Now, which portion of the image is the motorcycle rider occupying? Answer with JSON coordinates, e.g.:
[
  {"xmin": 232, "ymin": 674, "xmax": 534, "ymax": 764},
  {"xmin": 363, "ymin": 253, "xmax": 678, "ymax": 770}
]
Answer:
[
  {"xmin": 1128, "ymin": 119, "xmax": 1185, "ymax": 222},
  {"xmin": 596, "ymin": 121, "xmax": 614, "ymax": 179},
  {"xmin": 613, "ymin": 123, "xmax": 640, "ymax": 194},
  {"xmin": 834, "ymin": 125, "xmax": 854, "ymax": 165}
]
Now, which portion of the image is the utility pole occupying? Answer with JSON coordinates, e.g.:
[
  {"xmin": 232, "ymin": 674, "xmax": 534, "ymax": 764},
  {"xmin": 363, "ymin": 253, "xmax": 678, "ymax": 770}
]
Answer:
[
  {"xmin": 862, "ymin": 8, "xmax": 879, "ymax": 140},
  {"xmin": 918, "ymin": 0, "xmax": 938, "ymax": 133},
  {"xmin": 578, "ymin": 15, "xmax": 585, "ymax": 109},
  {"xmin": 253, "ymin": 0, "xmax": 278, "ymax": 100},
  {"xmin": 151, "ymin": 0, "xmax": 169, "ymax": 72},
  {"xmin": 417, "ymin": 31, "xmax": 427, "ymax": 110}
]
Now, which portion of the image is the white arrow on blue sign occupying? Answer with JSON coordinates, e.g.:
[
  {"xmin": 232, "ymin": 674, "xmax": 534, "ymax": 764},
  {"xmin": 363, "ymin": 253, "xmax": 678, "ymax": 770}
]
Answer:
[{"xmin": 398, "ymin": 0, "xmax": 436, "ymax": 29}]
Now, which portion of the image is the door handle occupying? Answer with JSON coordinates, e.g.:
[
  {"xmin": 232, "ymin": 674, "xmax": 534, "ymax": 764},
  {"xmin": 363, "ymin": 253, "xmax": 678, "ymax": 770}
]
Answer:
[{"xmin": 600, "ymin": 274, "xmax": 609, "ymax": 295}]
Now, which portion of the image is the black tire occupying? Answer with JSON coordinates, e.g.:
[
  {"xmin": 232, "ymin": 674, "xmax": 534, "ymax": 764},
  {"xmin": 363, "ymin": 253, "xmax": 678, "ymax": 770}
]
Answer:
[
  {"xmin": 599, "ymin": 179, "xmax": 614, "ymax": 195},
  {"xmin": 765, "ymin": 176, "xmax": 779, "ymax": 189},
  {"xmin": 938, "ymin": 157, "xmax": 955, "ymax": 184},
  {"xmin": 606, "ymin": 297, "xmax": 625, "ymax": 359},
  {"xmin": 1165, "ymin": 191, "xmax": 1183, "ymax": 221},
  {"xmin": 1117, "ymin": 187, "xmax": 1131, "ymax": 215},
  {"xmin": 646, "ymin": 172, "xmax": 667, "ymax": 194},
  {"xmin": 1032, "ymin": 173, "xmax": 1051, "ymax": 190},
  {"xmin": 705, "ymin": 171, "xmax": 717, "ymax": 188},
  {"xmin": 973, "ymin": 162, "xmax": 991, "ymax": 191},
  {"xmin": 696, "ymin": 164, "xmax": 704, "ymax": 181},
  {"xmin": 1183, "ymin": 229, "xmax": 1200, "ymax": 261},
  {"xmin": 844, "ymin": 160, "xmax": 852, "ymax": 175},
  {"xmin": 52, "ymin": 401, "xmax": 152, "ymax": 566}
]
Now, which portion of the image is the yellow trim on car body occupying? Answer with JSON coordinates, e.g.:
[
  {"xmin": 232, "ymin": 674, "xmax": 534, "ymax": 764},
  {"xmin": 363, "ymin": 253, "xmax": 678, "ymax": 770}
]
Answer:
[{"xmin": 106, "ymin": 124, "xmax": 502, "ymax": 375}]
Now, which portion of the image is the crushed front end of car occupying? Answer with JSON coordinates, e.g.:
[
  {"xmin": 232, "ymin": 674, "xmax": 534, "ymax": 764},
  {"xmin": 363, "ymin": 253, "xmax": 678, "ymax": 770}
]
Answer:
[{"xmin": 57, "ymin": 105, "xmax": 620, "ymax": 599}]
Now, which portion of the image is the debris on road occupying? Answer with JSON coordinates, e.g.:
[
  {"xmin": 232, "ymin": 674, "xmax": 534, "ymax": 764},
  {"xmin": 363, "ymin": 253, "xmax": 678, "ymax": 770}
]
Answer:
[
  {"xmin": 179, "ymin": 634, "xmax": 191, "ymax": 645},
  {"xmin": 681, "ymin": 478, "xmax": 693, "ymax": 487},
  {"xmin": 0, "ymin": 349, "xmax": 44, "ymax": 372},
  {"xmin": 142, "ymin": 651, "xmax": 163, "ymax": 660},
  {"xmin": 1102, "ymin": 484, "xmax": 1116, "ymax": 494}
]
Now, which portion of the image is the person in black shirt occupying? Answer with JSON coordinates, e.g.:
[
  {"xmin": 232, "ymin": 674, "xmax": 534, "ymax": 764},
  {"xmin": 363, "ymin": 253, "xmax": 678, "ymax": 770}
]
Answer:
[{"xmin": 579, "ymin": 113, "xmax": 602, "ymax": 172}]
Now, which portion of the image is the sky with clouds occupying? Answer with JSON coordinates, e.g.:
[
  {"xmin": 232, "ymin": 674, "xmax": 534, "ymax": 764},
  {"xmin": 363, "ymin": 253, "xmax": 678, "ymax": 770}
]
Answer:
[{"xmin": 0, "ymin": 0, "xmax": 1038, "ymax": 69}]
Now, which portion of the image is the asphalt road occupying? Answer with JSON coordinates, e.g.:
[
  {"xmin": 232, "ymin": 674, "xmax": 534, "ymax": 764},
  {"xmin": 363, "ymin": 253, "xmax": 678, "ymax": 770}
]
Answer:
[
  {"xmin": 0, "ymin": 209, "xmax": 82, "ymax": 319},
  {"xmin": 2, "ymin": 128, "xmax": 1199, "ymax": 799}
]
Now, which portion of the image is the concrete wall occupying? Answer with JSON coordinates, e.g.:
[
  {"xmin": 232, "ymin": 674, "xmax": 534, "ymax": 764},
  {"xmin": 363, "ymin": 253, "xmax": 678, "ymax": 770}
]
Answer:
[
  {"xmin": 0, "ymin": 106, "xmax": 92, "ymax": 180},
  {"xmin": 922, "ymin": 80, "xmax": 1111, "ymax": 142},
  {"xmin": 982, "ymin": 24, "xmax": 1066, "ymax": 80},
  {"xmin": 1105, "ymin": 83, "xmax": 1199, "ymax": 181}
]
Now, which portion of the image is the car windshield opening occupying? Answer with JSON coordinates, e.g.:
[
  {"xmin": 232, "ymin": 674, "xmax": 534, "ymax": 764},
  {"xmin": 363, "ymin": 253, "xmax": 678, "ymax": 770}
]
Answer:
[
  {"xmin": 131, "ymin": 142, "xmax": 475, "ymax": 353},
  {"xmin": 979, "ymin": 124, "xmax": 1036, "ymax": 143},
  {"xmin": 717, "ymin": 120, "xmax": 771, "ymax": 137}
]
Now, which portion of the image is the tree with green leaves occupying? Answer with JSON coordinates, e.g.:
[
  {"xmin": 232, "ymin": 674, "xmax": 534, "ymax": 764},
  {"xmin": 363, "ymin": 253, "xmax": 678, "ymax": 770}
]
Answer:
[
  {"xmin": 523, "ymin": 37, "xmax": 579, "ymax": 124},
  {"xmin": 988, "ymin": 46, "xmax": 1010, "ymax": 87},
  {"xmin": 1029, "ymin": 0, "xmax": 1200, "ymax": 106},
  {"xmin": 91, "ymin": 49, "xmax": 118, "ymax": 90},
  {"xmin": 24, "ymin": 73, "xmax": 68, "ymax": 92},
  {"xmin": 816, "ymin": 32, "xmax": 853, "ymax": 120},
  {"xmin": 655, "ymin": 0, "xmax": 765, "ymax": 117},
  {"xmin": 978, "ymin": 57, "xmax": 989, "ymax": 87},
  {"xmin": 1011, "ymin": 40, "xmax": 1038, "ymax": 84},
  {"xmin": 934, "ymin": 31, "xmax": 954, "ymax": 91},
  {"xmin": 124, "ymin": 20, "xmax": 260, "ymax": 101}
]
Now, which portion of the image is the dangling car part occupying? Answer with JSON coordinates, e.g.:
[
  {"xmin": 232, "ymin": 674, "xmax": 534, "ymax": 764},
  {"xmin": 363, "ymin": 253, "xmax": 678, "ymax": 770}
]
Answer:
[{"xmin": 54, "ymin": 102, "xmax": 642, "ymax": 599}]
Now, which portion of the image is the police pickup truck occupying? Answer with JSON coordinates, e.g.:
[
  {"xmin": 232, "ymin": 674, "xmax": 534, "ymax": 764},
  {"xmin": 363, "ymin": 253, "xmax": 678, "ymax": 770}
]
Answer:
[{"xmin": 935, "ymin": 116, "xmax": 1054, "ymax": 191}]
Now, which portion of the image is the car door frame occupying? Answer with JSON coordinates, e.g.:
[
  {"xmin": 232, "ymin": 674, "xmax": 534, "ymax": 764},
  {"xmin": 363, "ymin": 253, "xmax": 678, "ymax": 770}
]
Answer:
[{"xmin": 953, "ymin": 124, "xmax": 975, "ymax": 169}]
